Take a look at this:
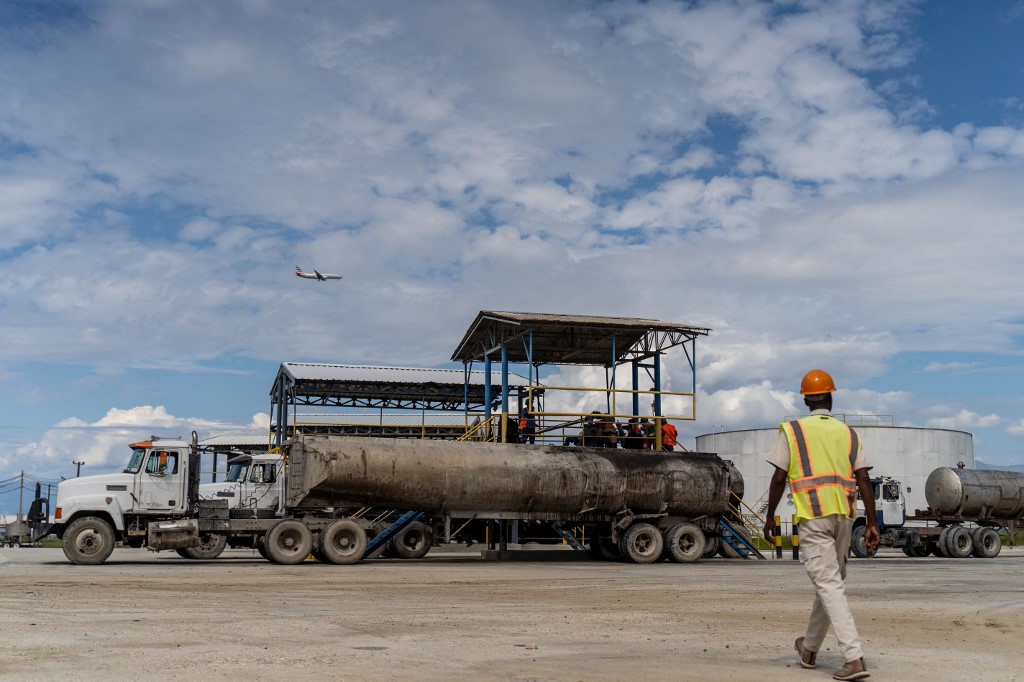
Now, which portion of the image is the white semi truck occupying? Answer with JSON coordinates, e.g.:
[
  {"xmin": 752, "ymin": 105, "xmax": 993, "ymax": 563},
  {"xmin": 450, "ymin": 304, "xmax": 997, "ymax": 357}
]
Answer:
[
  {"xmin": 51, "ymin": 432, "xmax": 745, "ymax": 566},
  {"xmin": 851, "ymin": 467, "xmax": 1024, "ymax": 559}
]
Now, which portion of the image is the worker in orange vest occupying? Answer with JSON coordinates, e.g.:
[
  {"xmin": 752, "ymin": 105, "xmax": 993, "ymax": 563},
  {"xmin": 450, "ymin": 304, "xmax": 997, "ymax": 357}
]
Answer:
[{"xmin": 658, "ymin": 419, "xmax": 678, "ymax": 451}]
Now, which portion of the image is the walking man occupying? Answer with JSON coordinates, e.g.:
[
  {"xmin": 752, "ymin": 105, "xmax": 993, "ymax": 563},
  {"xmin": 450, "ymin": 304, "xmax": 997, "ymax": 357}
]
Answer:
[{"xmin": 763, "ymin": 369, "xmax": 880, "ymax": 681}]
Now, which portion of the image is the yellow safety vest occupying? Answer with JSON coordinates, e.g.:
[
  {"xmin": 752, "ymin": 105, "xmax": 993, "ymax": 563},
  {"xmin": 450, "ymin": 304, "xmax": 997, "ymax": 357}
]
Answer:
[{"xmin": 780, "ymin": 414, "xmax": 860, "ymax": 522}]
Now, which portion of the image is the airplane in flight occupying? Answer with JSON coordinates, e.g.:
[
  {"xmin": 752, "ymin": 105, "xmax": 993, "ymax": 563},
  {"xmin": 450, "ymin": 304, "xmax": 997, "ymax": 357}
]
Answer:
[{"xmin": 295, "ymin": 265, "xmax": 342, "ymax": 282}]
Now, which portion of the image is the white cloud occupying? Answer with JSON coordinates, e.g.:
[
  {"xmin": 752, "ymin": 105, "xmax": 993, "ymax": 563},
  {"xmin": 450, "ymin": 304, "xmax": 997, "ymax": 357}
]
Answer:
[
  {"xmin": 923, "ymin": 408, "xmax": 1001, "ymax": 430},
  {"xmin": 1006, "ymin": 419, "xmax": 1024, "ymax": 438},
  {"xmin": 922, "ymin": 361, "xmax": 976, "ymax": 373},
  {"xmin": 4, "ymin": 406, "xmax": 269, "ymax": 474},
  {"xmin": 2, "ymin": 1, "xmax": 1024, "ymax": 485}
]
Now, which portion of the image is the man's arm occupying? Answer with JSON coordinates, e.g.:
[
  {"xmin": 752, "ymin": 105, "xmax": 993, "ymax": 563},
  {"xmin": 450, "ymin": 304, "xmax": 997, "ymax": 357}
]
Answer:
[
  {"xmin": 762, "ymin": 465, "xmax": 788, "ymax": 541},
  {"xmin": 854, "ymin": 467, "xmax": 881, "ymax": 552}
]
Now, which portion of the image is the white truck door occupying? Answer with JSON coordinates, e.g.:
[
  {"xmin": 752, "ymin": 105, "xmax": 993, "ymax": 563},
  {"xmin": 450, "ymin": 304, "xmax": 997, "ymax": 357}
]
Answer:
[{"xmin": 135, "ymin": 449, "xmax": 186, "ymax": 512}]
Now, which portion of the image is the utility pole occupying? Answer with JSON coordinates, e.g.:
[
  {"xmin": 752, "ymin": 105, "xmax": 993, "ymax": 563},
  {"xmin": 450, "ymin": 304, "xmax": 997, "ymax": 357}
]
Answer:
[{"xmin": 73, "ymin": 460, "xmax": 85, "ymax": 477}]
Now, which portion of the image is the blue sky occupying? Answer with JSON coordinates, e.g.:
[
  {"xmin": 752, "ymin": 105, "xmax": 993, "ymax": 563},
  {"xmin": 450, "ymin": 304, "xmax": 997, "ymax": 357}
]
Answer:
[{"xmin": 2, "ymin": 0, "xmax": 1024, "ymax": 514}]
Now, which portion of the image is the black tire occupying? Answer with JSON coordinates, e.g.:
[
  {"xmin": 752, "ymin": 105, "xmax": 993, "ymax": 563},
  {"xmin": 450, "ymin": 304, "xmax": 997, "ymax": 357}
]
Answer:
[
  {"xmin": 619, "ymin": 522, "xmax": 663, "ymax": 564},
  {"xmin": 320, "ymin": 519, "xmax": 367, "ymax": 565},
  {"xmin": 901, "ymin": 545, "xmax": 915, "ymax": 557},
  {"xmin": 936, "ymin": 527, "xmax": 952, "ymax": 557},
  {"xmin": 850, "ymin": 525, "xmax": 870, "ymax": 559},
  {"xmin": 944, "ymin": 525, "xmax": 972, "ymax": 558},
  {"xmin": 718, "ymin": 537, "xmax": 742, "ymax": 558},
  {"xmin": 256, "ymin": 538, "xmax": 272, "ymax": 561},
  {"xmin": 393, "ymin": 521, "xmax": 433, "ymax": 560},
  {"xmin": 663, "ymin": 523, "xmax": 706, "ymax": 563},
  {"xmin": 701, "ymin": 536, "xmax": 720, "ymax": 558},
  {"xmin": 971, "ymin": 527, "xmax": 1001, "ymax": 558},
  {"xmin": 62, "ymin": 516, "xmax": 116, "ymax": 565},
  {"xmin": 178, "ymin": 533, "xmax": 227, "ymax": 560},
  {"xmin": 263, "ymin": 520, "xmax": 313, "ymax": 565}
]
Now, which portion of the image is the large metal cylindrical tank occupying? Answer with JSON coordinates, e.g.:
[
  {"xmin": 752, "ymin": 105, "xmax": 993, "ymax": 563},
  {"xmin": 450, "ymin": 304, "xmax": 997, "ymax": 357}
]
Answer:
[
  {"xmin": 287, "ymin": 435, "xmax": 739, "ymax": 518},
  {"xmin": 925, "ymin": 467, "xmax": 1024, "ymax": 519},
  {"xmin": 697, "ymin": 424, "xmax": 974, "ymax": 515}
]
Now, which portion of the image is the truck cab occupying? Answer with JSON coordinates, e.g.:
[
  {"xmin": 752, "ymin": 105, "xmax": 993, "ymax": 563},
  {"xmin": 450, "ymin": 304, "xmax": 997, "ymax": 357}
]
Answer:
[
  {"xmin": 52, "ymin": 434, "xmax": 201, "ymax": 564},
  {"xmin": 199, "ymin": 453, "xmax": 283, "ymax": 518},
  {"xmin": 857, "ymin": 476, "xmax": 906, "ymax": 529}
]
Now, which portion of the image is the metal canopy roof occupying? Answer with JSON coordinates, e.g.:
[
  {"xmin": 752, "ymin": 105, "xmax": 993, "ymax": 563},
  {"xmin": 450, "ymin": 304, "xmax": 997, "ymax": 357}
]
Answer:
[
  {"xmin": 271, "ymin": 362, "xmax": 531, "ymax": 411},
  {"xmin": 451, "ymin": 311, "xmax": 711, "ymax": 367}
]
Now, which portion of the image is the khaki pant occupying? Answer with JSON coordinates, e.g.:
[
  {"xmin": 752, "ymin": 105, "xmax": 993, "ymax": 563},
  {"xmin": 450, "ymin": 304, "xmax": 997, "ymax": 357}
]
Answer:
[{"xmin": 799, "ymin": 515, "xmax": 863, "ymax": 662}]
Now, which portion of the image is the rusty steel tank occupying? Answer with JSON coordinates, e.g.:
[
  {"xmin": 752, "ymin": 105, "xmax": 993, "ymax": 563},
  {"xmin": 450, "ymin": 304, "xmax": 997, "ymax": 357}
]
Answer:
[
  {"xmin": 286, "ymin": 435, "xmax": 741, "ymax": 518},
  {"xmin": 925, "ymin": 467, "xmax": 1024, "ymax": 520}
]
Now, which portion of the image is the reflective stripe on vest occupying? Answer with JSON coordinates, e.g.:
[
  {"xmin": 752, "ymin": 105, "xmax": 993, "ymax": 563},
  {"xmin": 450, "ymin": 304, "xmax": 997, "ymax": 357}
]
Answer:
[{"xmin": 780, "ymin": 416, "xmax": 860, "ymax": 522}]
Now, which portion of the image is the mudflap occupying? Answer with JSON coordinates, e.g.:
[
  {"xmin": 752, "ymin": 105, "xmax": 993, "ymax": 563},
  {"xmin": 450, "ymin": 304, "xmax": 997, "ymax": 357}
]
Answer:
[{"xmin": 147, "ymin": 519, "xmax": 200, "ymax": 551}]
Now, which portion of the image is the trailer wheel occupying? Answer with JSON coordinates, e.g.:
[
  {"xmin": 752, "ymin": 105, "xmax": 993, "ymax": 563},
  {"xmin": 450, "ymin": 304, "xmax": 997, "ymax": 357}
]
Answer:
[
  {"xmin": 320, "ymin": 519, "xmax": 367, "ymax": 565},
  {"xmin": 264, "ymin": 520, "xmax": 313, "ymax": 565},
  {"xmin": 970, "ymin": 527, "xmax": 1001, "ymax": 558},
  {"xmin": 62, "ymin": 516, "xmax": 116, "ymax": 565},
  {"xmin": 177, "ymin": 533, "xmax": 227, "ymax": 560},
  {"xmin": 393, "ymin": 521, "xmax": 433, "ymax": 560},
  {"xmin": 663, "ymin": 523, "xmax": 706, "ymax": 563},
  {"xmin": 701, "ymin": 536, "xmax": 720, "ymax": 558},
  {"xmin": 935, "ymin": 528, "xmax": 952, "ymax": 557},
  {"xmin": 944, "ymin": 525, "xmax": 972, "ymax": 558},
  {"xmin": 619, "ymin": 522, "xmax": 663, "ymax": 564}
]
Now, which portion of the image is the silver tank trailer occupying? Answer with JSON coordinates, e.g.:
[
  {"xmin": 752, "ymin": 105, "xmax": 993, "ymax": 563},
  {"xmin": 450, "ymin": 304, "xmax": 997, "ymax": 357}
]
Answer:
[
  {"xmin": 286, "ymin": 435, "xmax": 741, "ymax": 519},
  {"xmin": 925, "ymin": 467, "xmax": 1024, "ymax": 520}
]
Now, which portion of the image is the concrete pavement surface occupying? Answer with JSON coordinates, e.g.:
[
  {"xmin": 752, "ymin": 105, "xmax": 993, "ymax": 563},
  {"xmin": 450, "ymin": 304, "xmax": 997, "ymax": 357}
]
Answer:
[{"xmin": 1, "ymin": 545, "xmax": 1022, "ymax": 681}]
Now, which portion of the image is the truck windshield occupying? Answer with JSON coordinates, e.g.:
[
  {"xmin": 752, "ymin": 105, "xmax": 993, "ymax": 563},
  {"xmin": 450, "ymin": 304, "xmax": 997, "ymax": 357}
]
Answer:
[
  {"xmin": 124, "ymin": 448, "xmax": 147, "ymax": 473},
  {"xmin": 224, "ymin": 462, "xmax": 249, "ymax": 483}
]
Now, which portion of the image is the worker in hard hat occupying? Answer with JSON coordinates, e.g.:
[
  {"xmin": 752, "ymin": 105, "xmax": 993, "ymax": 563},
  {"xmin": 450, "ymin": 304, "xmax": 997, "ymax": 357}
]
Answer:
[{"xmin": 762, "ymin": 369, "xmax": 879, "ymax": 681}]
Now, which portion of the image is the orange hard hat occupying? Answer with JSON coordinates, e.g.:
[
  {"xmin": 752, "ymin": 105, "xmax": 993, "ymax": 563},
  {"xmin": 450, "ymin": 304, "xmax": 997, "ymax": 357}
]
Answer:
[{"xmin": 800, "ymin": 369, "xmax": 836, "ymax": 395}]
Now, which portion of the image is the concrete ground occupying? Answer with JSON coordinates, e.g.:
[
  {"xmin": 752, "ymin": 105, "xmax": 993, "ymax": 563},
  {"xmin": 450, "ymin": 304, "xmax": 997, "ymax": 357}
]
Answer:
[{"xmin": 1, "ymin": 545, "xmax": 1022, "ymax": 681}]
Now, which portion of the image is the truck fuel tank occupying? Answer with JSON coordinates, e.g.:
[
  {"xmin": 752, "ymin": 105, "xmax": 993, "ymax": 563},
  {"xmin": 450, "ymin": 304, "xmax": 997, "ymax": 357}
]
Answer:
[
  {"xmin": 925, "ymin": 467, "xmax": 1024, "ymax": 520},
  {"xmin": 285, "ymin": 435, "xmax": 741, "ymax": 518}
]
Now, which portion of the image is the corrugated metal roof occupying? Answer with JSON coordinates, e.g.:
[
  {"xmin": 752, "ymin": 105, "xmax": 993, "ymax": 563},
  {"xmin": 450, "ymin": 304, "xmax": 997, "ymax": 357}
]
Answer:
[
  {"xmin": 199, "ymin": 433, "xmax": 272, "ymax": 448},
  {"xmin": 280, "ymin": 362, "xmax": 530, "ymax": 386},
  {"xmin": 451, "ymin": 310, "xmax": 711, "ymax": 366}
]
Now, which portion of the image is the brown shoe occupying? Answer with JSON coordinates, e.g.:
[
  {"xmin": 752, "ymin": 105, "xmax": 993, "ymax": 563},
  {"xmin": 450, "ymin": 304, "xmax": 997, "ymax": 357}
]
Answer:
[
  {"xmin": 794, "ymin": 637, "xmax": 816, "ymax": 669},
  {"xmin": 832, "ymin": 657, "xmax": 869, "ymax": 680}
]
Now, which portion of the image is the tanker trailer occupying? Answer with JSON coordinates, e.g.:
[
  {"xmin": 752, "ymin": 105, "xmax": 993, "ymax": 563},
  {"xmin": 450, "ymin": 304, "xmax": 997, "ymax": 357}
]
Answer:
[
  {"xmin": 280, "ymin": 435, "xmax": 743, "ymax": 565},
  {"xmin": 851, "ymin": 467, "xmax": 1024, "ymax": 559}
]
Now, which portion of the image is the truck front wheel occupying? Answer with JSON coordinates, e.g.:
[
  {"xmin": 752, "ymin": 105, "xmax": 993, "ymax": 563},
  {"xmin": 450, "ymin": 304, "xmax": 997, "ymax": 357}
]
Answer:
[
  {"xmin": 62, "ymin": 516, "xmax": 115, "ymax": 565},
  {"xmin": 850, "ymin": 525, "xmax": 871, "ymax": 559}
]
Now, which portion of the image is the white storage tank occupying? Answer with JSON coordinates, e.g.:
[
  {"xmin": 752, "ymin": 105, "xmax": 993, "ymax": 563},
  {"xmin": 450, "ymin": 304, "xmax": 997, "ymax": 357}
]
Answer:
[{"xmin": 696, "ymin": 421, "xmax": 974, "ymax": 518}]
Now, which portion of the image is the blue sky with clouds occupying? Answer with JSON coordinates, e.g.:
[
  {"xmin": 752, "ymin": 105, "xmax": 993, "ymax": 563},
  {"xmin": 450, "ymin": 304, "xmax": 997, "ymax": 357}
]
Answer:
[{"xmin": 2, "ymin": 0, "xmax": 1024, "ymax": 513}]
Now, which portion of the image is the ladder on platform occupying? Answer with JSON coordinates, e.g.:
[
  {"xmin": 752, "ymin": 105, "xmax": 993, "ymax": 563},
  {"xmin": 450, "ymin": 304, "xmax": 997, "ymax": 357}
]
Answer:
[
  {"xmin": 550, "ymin": 521, "xmax": 585, "ymax": 550},
  {"xmin": 719, "ymin": 518, "xmax": 767, "ymax": 560}
]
